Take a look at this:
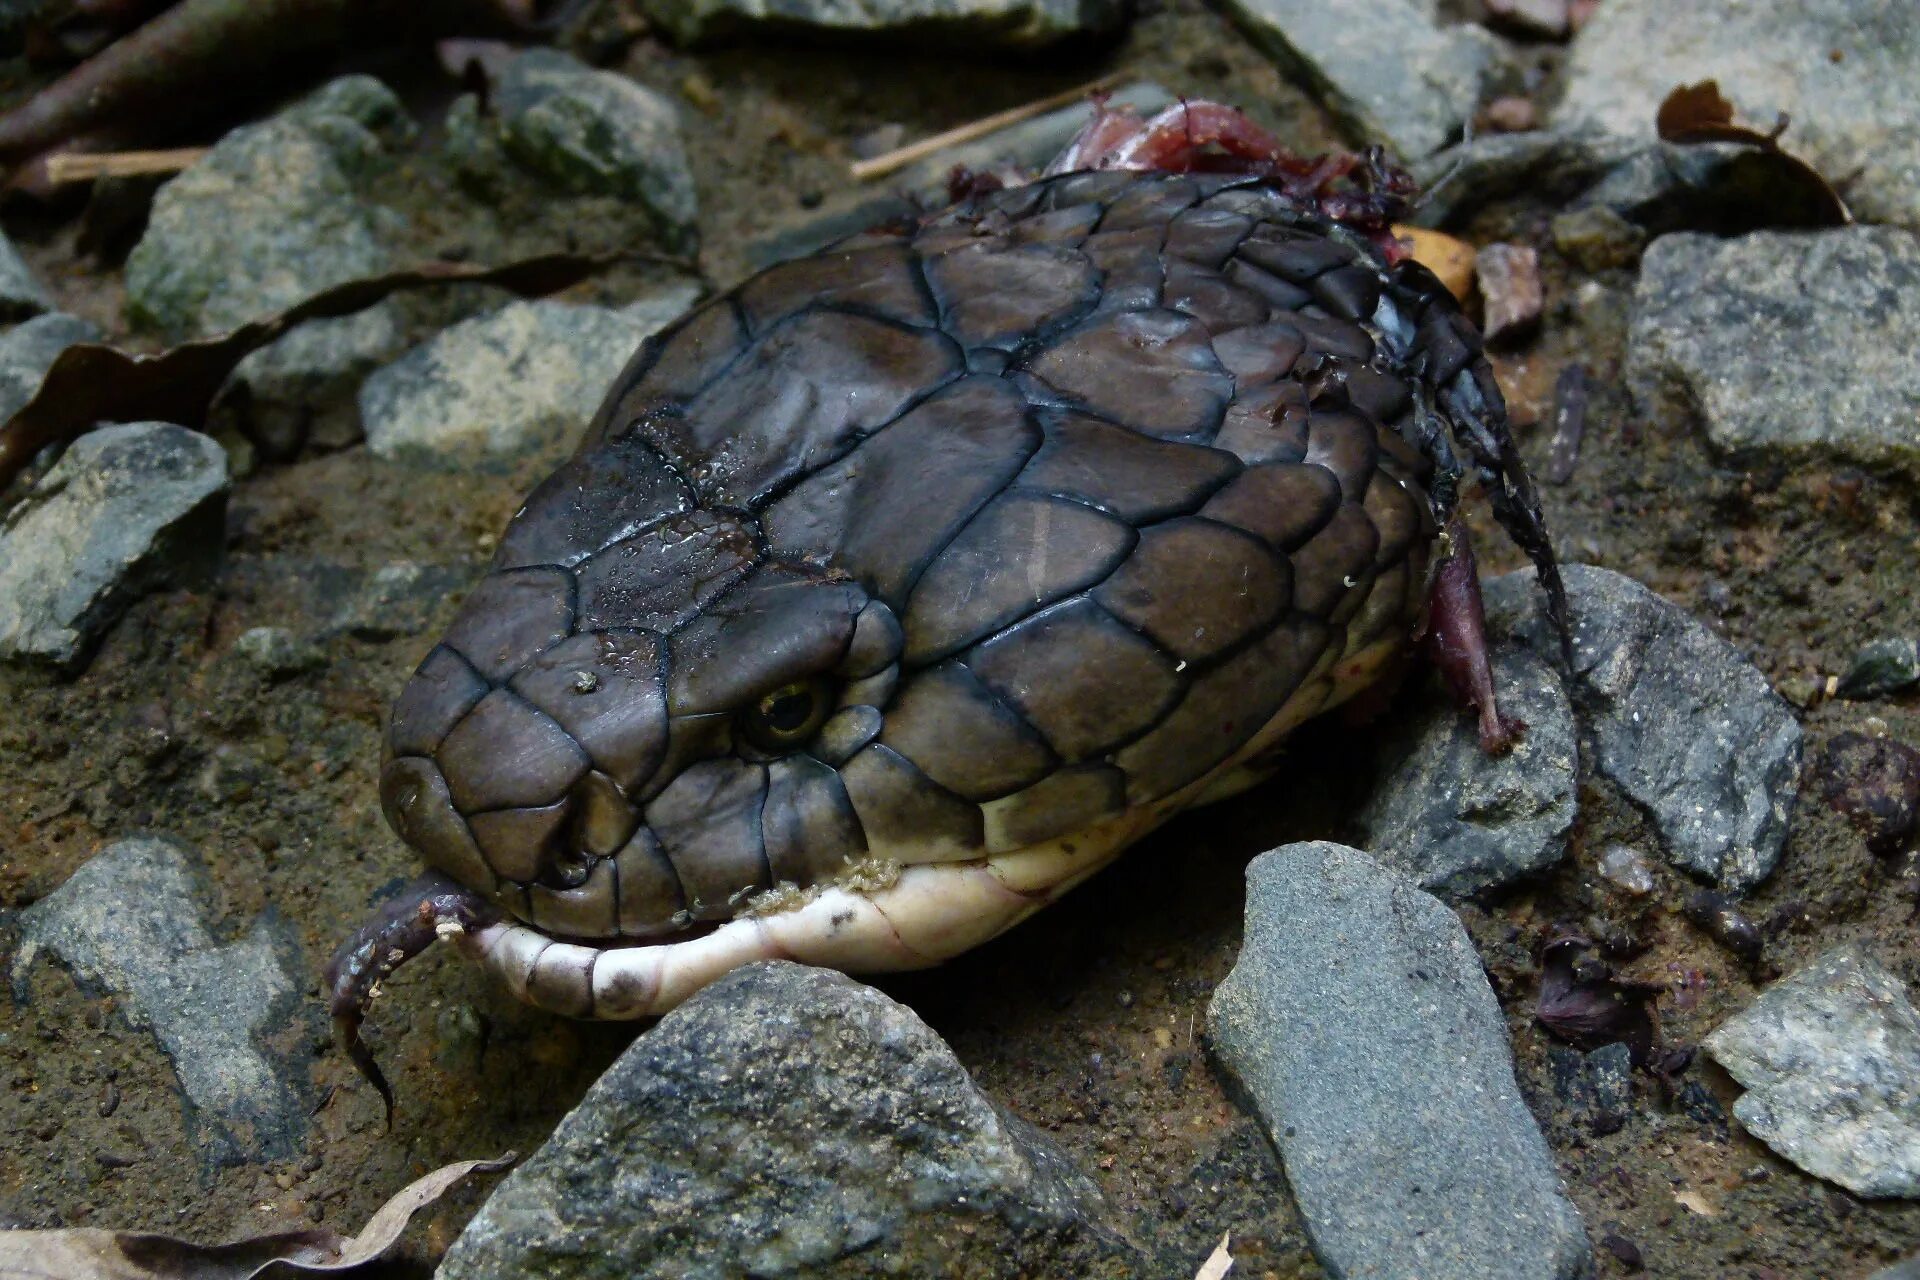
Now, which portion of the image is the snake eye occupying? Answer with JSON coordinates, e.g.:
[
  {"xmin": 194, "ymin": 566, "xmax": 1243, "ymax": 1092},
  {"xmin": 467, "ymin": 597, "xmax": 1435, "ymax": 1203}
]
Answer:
[{"xmin": 740, "ymin": 678, "xmax": 833, "ymax": 751}]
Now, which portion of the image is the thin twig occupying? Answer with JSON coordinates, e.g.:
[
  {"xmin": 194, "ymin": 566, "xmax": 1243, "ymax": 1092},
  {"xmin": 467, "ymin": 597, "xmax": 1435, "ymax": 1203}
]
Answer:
[
  {"xmin": 849, "ymin": 73, "xmax": 1126, "ymax": 183},
  {"xmin": 42, "ymin": 147, "xmax": 208, "ymax": 185}
]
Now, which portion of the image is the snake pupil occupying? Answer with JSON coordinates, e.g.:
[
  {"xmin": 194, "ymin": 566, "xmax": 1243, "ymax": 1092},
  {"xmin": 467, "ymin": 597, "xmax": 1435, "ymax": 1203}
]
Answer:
[{"xmin": 764, "ymin": 689, "xmax": 814, "ymax": 732}]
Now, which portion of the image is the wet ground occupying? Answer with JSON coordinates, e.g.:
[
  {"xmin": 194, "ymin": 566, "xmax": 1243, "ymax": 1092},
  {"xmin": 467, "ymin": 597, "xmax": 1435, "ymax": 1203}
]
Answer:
[{"xmin": 3, "ymin": 2, "xmax": 1920, "ymax": 1276}]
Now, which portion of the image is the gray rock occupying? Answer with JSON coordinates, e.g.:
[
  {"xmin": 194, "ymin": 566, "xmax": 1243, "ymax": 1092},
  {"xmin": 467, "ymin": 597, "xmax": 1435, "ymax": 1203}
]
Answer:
[
  {"xmin": 0, "ymin": 229, "xmax": 52, "ymax": 320},
  {"xmin": 326, "ymin": 560, "xmax": 468, "ymax": 642},
  {"xmin": 448, "ymin": 50, "xmax": 697, "ymax": 252},
  {"xmin": 360, "ymin": 289, "xmax": 698, "ymax": 468},
  {"xmin": 1554, "ymin": 0, "xmax": 1920, "ymax": 228},
  {"xmin": 0, "ymin": 312, "xmax": 102, "ymax": 423},
  {"xmin": 0, "ymin": 423, "xmax": 229, "ymax": 671},
  {"xmin": 1874, "ymin": 1256, "xmax": 1920, "ymax": 1280},
  {"xmin": 1549, "ymin": 1042, "xmax": 1634, "ymax": 1136},
  {"xmin": 1704, "ymin": 942, "xmax": 1920, "ymax": 1198},
  {"xmin": 1407, "ymin": 129, "xmax": 1638, "ymax": 229},
  {"xmin": 231, "ymin": 625, "xmax": 324, "ymax": 679},
  {"xmin": 1219, "ymin": 0, "xmax": 1496, "ymax": 159},
  {"xmin": 639, "ymin": 0, "xmax": 1123, "ymax": 48},
  {"xmin": 1627, "ymin": 228, "xmax": 1920, "ymax": 472},
  {"xmin": 1358, "ymin": 646, "xmax": 1578, "ymax": 898},
  {"xmin": 1840, "ymin": 636, "xmax": 1920, "ymax": 700},
  {"xmin": 1485, "ymin": 564, "xmax": 1802, "ymax": 893},
  {"xmin": 438, "ymin": 961, "xmax": 1150, "ymax": 1280},
  {"xmin": 124, "ymin": 76, "xmax": 415, "ymax": 444},
  {"xmin": 1208, "ymin": 842, "xmax": 1591, "ymax": 1280},
  {"xmin": 6, "ymin": 836, "xmax": 309, "ymax": 1163}
]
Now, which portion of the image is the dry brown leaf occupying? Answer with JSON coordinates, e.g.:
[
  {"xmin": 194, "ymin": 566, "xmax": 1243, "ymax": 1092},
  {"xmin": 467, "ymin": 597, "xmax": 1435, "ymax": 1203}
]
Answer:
[
  {"xmin": 1193, "ymin": 1232, "xmax": 1234, "ymax": 1280},
  {"xmin": 0, "ymin": 1153, "xmax": 513, "ymax": 1280},
  {"xmin": 1654, "ymin": 80, "xmax": 1850, "ymax": 227},
  {"xmin": 0, "ymin": 248, "xmax": 694, "ymax": 494},
  {"xmin": 1394, "ymin": 224, "xmax": 1475, "ymax": 303}
]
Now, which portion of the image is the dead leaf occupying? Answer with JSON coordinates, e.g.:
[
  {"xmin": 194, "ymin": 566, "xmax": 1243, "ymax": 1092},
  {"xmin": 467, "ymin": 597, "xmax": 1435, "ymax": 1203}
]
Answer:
[
  {"xmin": 1394, "ymin": 224, "xmax": 1475, "ymax": 303},
  {"xmin": 0, "ymin": 1153, "xmax": 513, "ymax": 1280},
  {"xmin": 0, "ymin": 249, "xmax": 695, "ymax": 493},
  {"xmin": 1654, "ymin": 80, "xmax": 1850, "ymax": 226},
  {"xmin": 1193, "ymin": 1232, "xmax": 1234, "ymax": 1280},
  {"xmin": 1536, "ymin": 933, "xmax": 1660, "ymax": 1064}
]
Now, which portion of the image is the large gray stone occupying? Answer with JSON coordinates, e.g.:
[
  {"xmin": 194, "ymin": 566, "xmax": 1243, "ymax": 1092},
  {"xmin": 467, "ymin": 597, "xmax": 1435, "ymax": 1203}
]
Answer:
[
  {"xmin": 124, "ymin": 76, "xmax": 415, "ymax": 444},
  {"xmin": 447, "ymin": 50, "xmax": 697, "ymax": 253},
  {"xmin": 1554, "ymin": 0, "xmax": 1920, "ymax": 229},
  {"xmin": 438, "ymin": 962, "xmax": 1150, "ymax": 1279},
  {"xmin": 1705, "ymin": 942, "xmax": 1920, "ymax": 1199},
  {"xmin": 1485, "ymin": 564, "xmax": 1802, "ymax": 893},
  {"xmin": 1208, "ymin": 842, "xmax": 1591, "ymax": 1280},
  {"xmin": 1358, "ymin": 646, "xmax": 1578, "ymax": 898},
  {"xmin": 0, "ymin": 423, "xmax": 228, "ymax": 670},
  {"xmin": 6, "ymin": 836, "xmax": 309, "ymax": 1163},
  {"xmin": 0, "ymin": 312, "xmax": 101, "ymax": 423},
  {"xmin": 1627, "ymin": 227, "xmax": 1920, "ymax": 472},
  {"xmin": 1217, "ymin": 0, "xmax": 1495, "ymax": 159},
  {"xmin": 639, "ymin": 0, "xmax": 1124, "ymax": 48},
  {"xmin": 360, "ymin": 289, "xmax": 697, "ymax": 468}
]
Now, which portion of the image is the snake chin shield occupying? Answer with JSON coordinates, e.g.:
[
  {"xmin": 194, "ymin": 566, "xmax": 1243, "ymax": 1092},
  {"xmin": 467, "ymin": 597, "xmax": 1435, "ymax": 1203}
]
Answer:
[{"xmin": 328, "ymin": 107, "xmax": 1565, "ymax": 1118}]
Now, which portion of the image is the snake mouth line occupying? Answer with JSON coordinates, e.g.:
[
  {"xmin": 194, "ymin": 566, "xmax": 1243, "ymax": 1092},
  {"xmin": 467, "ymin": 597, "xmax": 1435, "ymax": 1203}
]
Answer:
[
  {"xmin": 458, "ymin": 633, "xmax": 1409, "ymax": 1021},
  {"xmin": 457, "ymin": 841, "xmax": 1123, "ymax": 1021}
]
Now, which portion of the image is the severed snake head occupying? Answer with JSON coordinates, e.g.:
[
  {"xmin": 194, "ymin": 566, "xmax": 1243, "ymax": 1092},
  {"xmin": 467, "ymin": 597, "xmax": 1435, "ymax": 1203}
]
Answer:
[{"xmin": 334, "ymin": 150, "xmax": 1565, "ymax": 1118}]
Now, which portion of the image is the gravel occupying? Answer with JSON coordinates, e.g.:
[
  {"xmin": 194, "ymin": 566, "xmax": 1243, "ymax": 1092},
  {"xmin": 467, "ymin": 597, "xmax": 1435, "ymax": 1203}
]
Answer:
[
  {"xmin": 1208, "ymin": 842, "xmax": 1591, "ymax": 1280},
  {"xmin": 1839, "ymin": 636, "xmax": 1920, "ymax": 700},
  {"xmin": 438, "ymin": 961, "xmax": 1151, "ymax": 1279},
  {"xmin": 0, "ymin": 423, "xmax": 228, "ymax": 671},
  {"xmin": 359, "ymin": 289, "xmax": 698, "ymax": 468},
  {"xmin": 5, "ymin": 836, "xmax": 309, "ymax": 1164},
  {"xmin": 1485, "ymin": 564, "xmax": 1802, "ymax": 893},
  {"xmin": 1357, "ymin": 646, "xmax": 1578, "ymax": 898},
  {"xmin": 1217, "ymin": 0, "xmax": 1495, "ymax": 159},
  {"xmin": 1627, "ymin": 228, "xmax": 1920, "ymax": 473},
  {"xmin": 1704, "ymin": 942, "xmax": 1920, "ymax": 1198}
]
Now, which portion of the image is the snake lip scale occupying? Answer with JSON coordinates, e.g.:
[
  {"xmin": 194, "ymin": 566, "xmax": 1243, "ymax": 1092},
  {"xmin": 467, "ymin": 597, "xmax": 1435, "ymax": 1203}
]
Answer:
[{"xmin": 326, "ymin": 99, "xmax": 1567, "ymax": 1122}]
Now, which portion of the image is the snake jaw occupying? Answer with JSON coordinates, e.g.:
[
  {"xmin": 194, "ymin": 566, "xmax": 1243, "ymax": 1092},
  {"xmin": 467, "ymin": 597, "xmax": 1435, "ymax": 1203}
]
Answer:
[{"xmin": 325, "ymin": 873, "xmax": 495, "ymax": 1127}]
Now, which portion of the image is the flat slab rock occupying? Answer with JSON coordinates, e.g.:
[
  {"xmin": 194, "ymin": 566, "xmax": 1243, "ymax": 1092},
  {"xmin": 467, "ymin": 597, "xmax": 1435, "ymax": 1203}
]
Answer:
[
  {"xmin": 360, "ymin": 290, "xmax": 697, "ymax": 468},
  {"xmin": 1705, "ymin": 942, "xmax": 1920, "ymax": 1199},
  {"xmin": 1484, "ymin": 563, "xmax": 1802, "ymax": 893},
  {"xmin": 6, "ymin": 836, "xmax": 309, "ymax": 1163},
  {"xmin": 1553, "ymin": 0, "xmax": 1920, "ymax": 229},
  {"xmin": 1216, "ymin": 0, "xmax": 1494, "ymax": 159},
  {"xmin": 1207, "ymin": 842, "xmax": 1590, "ymax": 1280},
  {"xmin": 1628, "ymin": 227, "xmax": 1920, "ymax": 473},
  {"xmin": 638, "ymin": 0, "xmax": 1125, "ymax": 49},
  {"xmin": 1358, "ymin": 645, "xmax": 1578, "ymax": 898},
  {"xmin": 0, "ymin": 422, "xmax": 228, "ymax": 671},
  {"xmin": 437, "ymin": 961, "xmax": 1150, "ymax": 1280}
]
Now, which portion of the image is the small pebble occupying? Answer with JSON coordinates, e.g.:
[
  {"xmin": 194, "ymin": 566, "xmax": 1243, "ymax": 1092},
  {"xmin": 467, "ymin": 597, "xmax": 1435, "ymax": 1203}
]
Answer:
[
  {"xmin": 1838, "ymin": 637, "xmax": 1920, "ymax": 700},
  {"xmin": 1817, "ymin": 730, "xmax": 1920, "ymax": 853},
  {"xmin": 1683, "ymin": 889, "xmax": 1765, "ymax": 964},
  {"xmin": 1597, "ymin": 844, "xmax": 1655, "ymax": 896},
  {"xmin": 1478, "ymin": 243, "xmax": 1544, "ymax": 345},
  {"xmin": 1480, "ymin": 95, "xmax": 1539, "ymax": 133}
]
